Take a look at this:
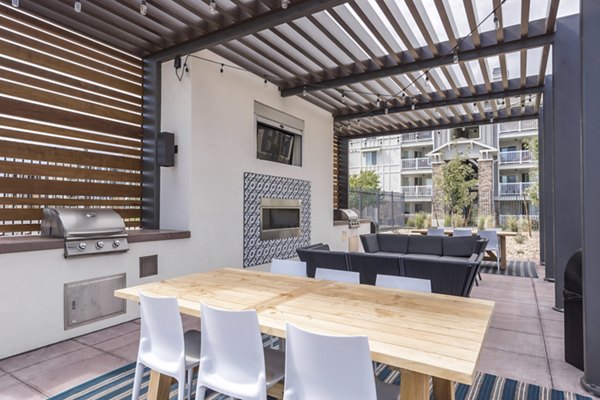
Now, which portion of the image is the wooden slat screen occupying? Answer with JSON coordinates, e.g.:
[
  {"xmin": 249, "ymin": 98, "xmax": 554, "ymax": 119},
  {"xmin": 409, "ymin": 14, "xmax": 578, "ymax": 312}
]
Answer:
[
  {"xmin": 0, "ymin": 4, "xmax": 143, "ymax": 235},
  {"xmin": 333, "ymin": 135, "xmax": 339, "ymax": 210}
]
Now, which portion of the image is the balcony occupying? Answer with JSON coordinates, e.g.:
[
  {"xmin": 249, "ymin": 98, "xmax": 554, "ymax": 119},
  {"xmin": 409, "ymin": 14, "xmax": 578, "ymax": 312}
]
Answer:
[
  {"xmin": 499, "ymin": 150, "xmax": 533, "ymax": 165},
  {"xmin": 498, "ymin": 120, "xmax": 538, "ymax": 134},
  {"xmin": 401, "ymin": 157, "xmax": 431, "ymax": 170},
  {"xmin": 499, "ymin": 182, "xmax": 535, "ymax": 196},
  {"xmin": 401, "ymin": 132, "xmax": 433, "ymax": 143},
  {"xmin": 401, "ymin": 185, "xmax": 432, "ymax": 199}
]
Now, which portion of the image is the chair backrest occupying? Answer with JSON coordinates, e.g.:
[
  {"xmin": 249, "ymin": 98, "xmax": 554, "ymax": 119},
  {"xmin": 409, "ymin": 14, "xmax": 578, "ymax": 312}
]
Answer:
[
  {"xmin": 199, "ymin": 303, "xmax": 266, "ymax": 397},
  {"xmin": 375, "ymin": 274, "xmax": 432, "ymax": 292},
  {"xmin": 271, "ymin": 259, "xmax": 307, "ymax": 277},
  {"xmin": 452, "ymin": 228, "xmax": 473, "ymax": 237},
  {"xmin": 283, "ymin": 323, "xmax": 377, "ymax": 400},
  {"xmin": 315, "ymin": 268, "xmax": 360, "ymax": 284},
  {"xmin": 478, "ymin": 229, "xmax": 499, "ymax": 251},
  {"xmin": 427, "ymin": 227, "xmax": 445, "ymax": 236},
  {"xmin": 138, "ymin": 292, "xmax": 185, "ymax": 365}
]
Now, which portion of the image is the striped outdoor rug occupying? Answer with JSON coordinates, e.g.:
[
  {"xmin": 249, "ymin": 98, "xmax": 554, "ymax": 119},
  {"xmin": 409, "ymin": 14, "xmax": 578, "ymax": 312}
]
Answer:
[
  {"xmin": 479, "ymin": 260, "xmax": 539, "ymax": 278},
  {"xmin": 49, "ymin": 361, "xmax": 591, "ymax": 400}
]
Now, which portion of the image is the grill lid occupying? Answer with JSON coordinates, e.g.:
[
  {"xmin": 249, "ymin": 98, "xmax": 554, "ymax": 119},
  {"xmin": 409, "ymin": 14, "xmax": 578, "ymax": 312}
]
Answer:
[{"xmin": 41, "ymin": 208, "xmax": 126, "ymax": 238}]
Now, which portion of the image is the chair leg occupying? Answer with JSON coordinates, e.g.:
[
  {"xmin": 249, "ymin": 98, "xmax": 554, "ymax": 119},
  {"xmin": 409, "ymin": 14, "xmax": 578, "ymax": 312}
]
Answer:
[
  {"xmin": 194, "ymin": 385, "xmax": 207, "ymax": 400},
  {"xmin": 131, "ymin": 362, "xmax": 144, "ymax": 400},
  {"xmin": 177, "ymin": 377, "xmax": 186, "ymax": 400},
  {"xmin": 478, "ymin": 272, "xmax": 482, "ymax": 280},
  {"xmin": 186, "ymin": 368, "xmax": 193, "ymax": 400}
]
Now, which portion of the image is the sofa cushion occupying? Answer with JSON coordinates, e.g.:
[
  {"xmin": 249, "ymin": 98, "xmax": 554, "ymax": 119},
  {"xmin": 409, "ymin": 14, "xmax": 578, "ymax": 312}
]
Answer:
[
  {"xmin": 407, "ymin": 236, "xmax": 443, "ymax": 255},
  {"xmin": 360, "ymin": 234, "xmax": 380, "ymax": 253},
  {"xmin": 439, "ymin": 256, "xmax": 472, "ymax": 263},
  {"xmin": 442, "ymin": 236, "xmax": 479, "ymax": 257},
  {"xmin": 377, "ymin": 234, "xmax": 409, "ymax": 253},
  {"xmin": 402, "ymin": 254, "xmax": 442, "ymax": 261}
]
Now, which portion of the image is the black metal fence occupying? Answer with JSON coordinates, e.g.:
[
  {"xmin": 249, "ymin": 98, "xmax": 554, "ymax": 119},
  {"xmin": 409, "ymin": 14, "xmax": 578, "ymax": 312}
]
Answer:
[{"xmin": 349, "ymin": 189, "xmax": 405, "ymax": 228}]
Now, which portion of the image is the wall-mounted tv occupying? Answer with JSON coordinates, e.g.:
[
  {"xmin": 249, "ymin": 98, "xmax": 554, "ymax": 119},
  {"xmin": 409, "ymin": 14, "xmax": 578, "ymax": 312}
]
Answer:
[{"xmin": 256, "ymin": 122, "xmax": 302, "ymax": 166}]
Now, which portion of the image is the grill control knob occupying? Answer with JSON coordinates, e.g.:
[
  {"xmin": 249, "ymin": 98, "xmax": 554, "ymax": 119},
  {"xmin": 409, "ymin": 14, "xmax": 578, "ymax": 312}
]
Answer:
[
  {"xmin": 113, "ymin": 240, "xmax": 121, "ymax": 248},
  {"xmin": 96, "ymin": 241, "xmax": 104, "ymax": 249},
  {"xmin": 78, "ymin": 242, "xmax": 87, "ymax": 250}
]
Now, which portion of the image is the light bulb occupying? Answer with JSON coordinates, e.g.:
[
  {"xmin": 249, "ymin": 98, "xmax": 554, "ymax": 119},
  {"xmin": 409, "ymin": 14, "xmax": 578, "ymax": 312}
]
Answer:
[
  {"xmin": 302, "ymin": 88, "xmax": 307, "ymax": 97},
  {"xmin": 74, "ymin": 0, "xmax": 81, "ymax": 12},
  {"xmin": 341, "ymin": 91, "xmax": 346, "ymax": 104},
  {"xmin": 12, "ymin": 0, "xmax": 19, "ymax": 7},
  {"xmin": 376, "ymin": 95, "xmax": 381, "ymax": 107},
  {"xmin": 140, "ymin": 0, "xmax": 147, "ymax": 15},
  {"xmin": 282, "ymin": 0, "xmax": 290, "ymax": 9},
  {"xmin": 209, "ymin": 0, "xmax": 218, "ymax": 14},
  {"xmin": 453, "ymin": 51, "xmax": 459, "ymax": 64},
  {"xmin": 494, "ymin": 14, "xmax": 500, "ymax": 30},
  {"xmin": 411, "ymin": 103, "xmax": 416, "ymax": 111}
]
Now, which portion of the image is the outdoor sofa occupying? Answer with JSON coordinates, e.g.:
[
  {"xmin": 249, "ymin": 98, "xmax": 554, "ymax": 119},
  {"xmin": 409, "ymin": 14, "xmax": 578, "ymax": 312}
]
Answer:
[{"xmin": 296, "ymin": 234, "xmax": 487, "ymax": 297}]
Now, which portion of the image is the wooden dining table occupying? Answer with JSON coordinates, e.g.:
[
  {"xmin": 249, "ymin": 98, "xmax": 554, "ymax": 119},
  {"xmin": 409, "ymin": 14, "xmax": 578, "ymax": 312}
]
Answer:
[
  {"xmin": 115, "ymin": 268, "xmax": 494, "ymax": 400},
  {"xmin": 410, "ymin": 228, "xmax": 517, "ymax": 270}
]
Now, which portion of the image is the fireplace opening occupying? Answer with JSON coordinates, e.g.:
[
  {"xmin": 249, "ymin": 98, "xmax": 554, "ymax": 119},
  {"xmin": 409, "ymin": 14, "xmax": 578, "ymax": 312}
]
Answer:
[{"xmin": 260, "ymin": 198, "xmax": 301, "ymax": 240}]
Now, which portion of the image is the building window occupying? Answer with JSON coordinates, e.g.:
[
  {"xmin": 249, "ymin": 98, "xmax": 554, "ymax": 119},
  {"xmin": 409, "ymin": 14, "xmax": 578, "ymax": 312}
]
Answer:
[
  {"xmin": 501, "ymin": 175, "xmax": 517, "ymax": 183},
  {"xmin": 363, "ymin": 151, "xmax": 378, "ymax": 166}
]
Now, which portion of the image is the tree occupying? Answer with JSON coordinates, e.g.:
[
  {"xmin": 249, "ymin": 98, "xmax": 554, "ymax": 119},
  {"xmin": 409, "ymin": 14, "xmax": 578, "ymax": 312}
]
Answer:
[
  {"xmin": 524, "ymin": 137, "xmax": 539, "ymax": 205},
  {"xmin": 349, "ymin": 169, "xmax": 380, "ymax": 191},
  {"xmin": 434, "ymin": 154, "xmax": 478, "ymax": 225}
]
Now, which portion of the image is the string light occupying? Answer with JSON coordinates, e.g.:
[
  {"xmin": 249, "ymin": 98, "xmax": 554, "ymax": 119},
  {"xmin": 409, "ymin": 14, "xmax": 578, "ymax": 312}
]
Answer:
[
  {"xmin": 140, "ymin": 0, "xmax": 147, "ymax": 16},
  {"xmin": 281, "ymin": 0, "xmax": 290, "ymax": 9},
  {"xmin": 453, "ymin": 50, "xmax": 459, "ymax": 64},
  {"xmin": 11, "ymin": 0, "xmax": 19, "ymax": 7},
  {"xmin": 493, "ymin": 13, "xmax": 501, "ymax": 30},
  {"xmin": 219, "ymin": 63, "xmax": 224, "ymax": 74},
  {"xmin": 341, "ymin": 90, "xmax": 346, "ymax": 104},
  {"xmin": 74, "ymin": 0, "xmax": 82, "ymax": 12},
  {"xmin": 302, "ymin": 87, "xmax": 307, "ymax": 97},
  {"xmin": 411, "ymin": 103, "xmax": 416, "ymax": 111},
  {"xmin": 376, "ymin": 95, "xmax": 381, "ymax": 107},
  {"xmin": 263, "ymin": 75, "xmax": 268, "ymax": 86},
  {"xmin": 209, "ymin": 0, "xmax": 218, "ymax": 14},
  {"xmin": 384, "ymin": 108, "xmax": 389, "ymax": 115}
]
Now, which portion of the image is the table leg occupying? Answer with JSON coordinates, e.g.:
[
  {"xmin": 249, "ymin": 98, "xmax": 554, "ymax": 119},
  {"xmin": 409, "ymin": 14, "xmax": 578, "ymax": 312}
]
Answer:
[
  {"xmin": 399, "ymin": 370, "xmax": 429, "ymax": 400},
  {"xmin": 147, "ymin": 370, "xmax": 173, "ymax": 400},
  {"xmin": 500, "ymin": 236, "xmax": 507, "ymax": 270},
  {"xmin": 432, "ymin": 377, "xmax": 455, "ymax": 400}
]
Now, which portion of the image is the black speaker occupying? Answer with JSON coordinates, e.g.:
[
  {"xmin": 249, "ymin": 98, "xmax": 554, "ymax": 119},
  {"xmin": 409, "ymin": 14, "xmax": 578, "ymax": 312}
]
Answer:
[{"xmin": 158, "ymin": 131, "xmax": 176, "ymax": 167}]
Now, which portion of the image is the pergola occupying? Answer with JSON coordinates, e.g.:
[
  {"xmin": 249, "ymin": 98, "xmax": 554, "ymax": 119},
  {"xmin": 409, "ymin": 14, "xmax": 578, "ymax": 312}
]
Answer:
[{"xmin": 2, "ymin": 0, "xmax": 599, "ymax": 395}]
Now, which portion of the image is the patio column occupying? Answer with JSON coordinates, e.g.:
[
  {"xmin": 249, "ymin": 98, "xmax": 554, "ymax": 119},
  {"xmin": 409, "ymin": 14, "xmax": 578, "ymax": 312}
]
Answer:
[
  {"xmin": 540, "ymin": 78, "xmax": 555, "ymax": 281},
  {"xmin": 430, "ymin": 160, "xmax": 444, "ymax": 226},
  {"xmin": 580, "ymin": 0, "xmax": 600, "ymax": 394},
  {"xmin": 537, "ymin": 107, "xmax": 545, "ymax": 268},
  {"xmin": 477, "ymin": 158, "xmax": 494, "ymax": 222},
  {"xmin": 550, "ymin": 15, "xmax": 582, "ymax": 310}
]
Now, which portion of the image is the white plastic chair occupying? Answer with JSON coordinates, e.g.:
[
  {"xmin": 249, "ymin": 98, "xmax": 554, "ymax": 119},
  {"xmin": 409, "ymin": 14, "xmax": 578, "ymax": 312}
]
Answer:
[
  {"xmin": 194, "ymin": 303, "xmax": 285, "ymax": 400},
  {"xmin": 478, "ymin": 229, "xmax": 500, "ymax": 268},
  {"xmin": 427, "ymin": 227, "xmax": 445, "ymax": 236},
  {"xmin": 452, "ymin": 228, "xmax": 473, "ymax": 237},
  {"xmin": 375, "ymin": 274, "xmax": 432, "ymax": 293},
  {"xmin": 283, "ymin": 323, "xmax": 399, "ymax": 400},
  {"xmin": 271, "ymin": 259, "xmax": 307, "ymax": 277},
  {"xmin": 132, "ymin": 292, "xmax": 201, "ymax": 400},
  {"xmin": 314, "ymin": 268, "xmax": 360, "ymax": 284}
]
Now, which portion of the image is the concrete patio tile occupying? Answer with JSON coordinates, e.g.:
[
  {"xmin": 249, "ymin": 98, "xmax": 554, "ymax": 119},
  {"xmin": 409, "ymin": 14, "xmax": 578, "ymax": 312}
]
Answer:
[
  {"xmin": 549, "ymin": 359, "xmax": 593, "ymax": 398},
  {"xmin": 476, "ymin": 291, "xmax": 538, "ymax": 305},
  {"xmin": 477, "ymin": 347, "xmax": 552, "ymax": 388},
  {"xmin": 74, "ymin": 321, "xmax": 139, "ymax": 346},
  {"xmin": 491, "ymin": 313, "xmax": 542, "ymax": 335},
  {"xmin": 0, "ymin": 368, "xmax": 5, "ymax": 377},
  {"xmin": 0, "ymin": 340, "xmax": 86, "ymax": 373},
  {"xmin": 541, "ymin": 318, "xmax": 564, "ymax": 338},
  {"xmin": 482, "ymin": 327, "xmax": 546, "ymax": 358},
  {"xmin": 103, "ymin": 341, "xmax": 139, "ymax": 363},
  {"xmin": 11, "ymin": 347, "xmax": 126, "ymax": 397},
  {"xmin": 93, "ymin": 330, "xmax": 139, "ymax": 354},
  {"xmin": 491, "ymin": 301, "xmax": 539, "ymax": 319},
  {"xmin": 538, "ymin": 305, "xmax": 564, "ymax": 322},
  {"xmin": 545, "ymin": 335, "xmax": 565, "ymax": 361},
  {"xmin": 0, "ymin": 374, "xmax": 46, "ymax": 400}
]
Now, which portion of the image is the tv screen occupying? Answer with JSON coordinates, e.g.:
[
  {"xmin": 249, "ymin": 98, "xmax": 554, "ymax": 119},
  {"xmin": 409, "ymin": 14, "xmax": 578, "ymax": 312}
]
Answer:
[{"xmin": 257, "ymin": 122, "xmax": 301, "ymax": 166}]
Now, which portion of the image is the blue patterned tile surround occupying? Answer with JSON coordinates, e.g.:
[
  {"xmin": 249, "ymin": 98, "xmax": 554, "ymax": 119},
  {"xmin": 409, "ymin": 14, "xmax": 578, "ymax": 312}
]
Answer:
[{"xmin": 243, "ymin": 172, "xmax": 311, "ymax": 267}]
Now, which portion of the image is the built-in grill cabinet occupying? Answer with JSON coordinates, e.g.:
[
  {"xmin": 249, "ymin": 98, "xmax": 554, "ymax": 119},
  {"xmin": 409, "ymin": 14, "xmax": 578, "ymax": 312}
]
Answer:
[{"xmin": 334, "ymin": 209, "xmax": 361, "ymax": 229}]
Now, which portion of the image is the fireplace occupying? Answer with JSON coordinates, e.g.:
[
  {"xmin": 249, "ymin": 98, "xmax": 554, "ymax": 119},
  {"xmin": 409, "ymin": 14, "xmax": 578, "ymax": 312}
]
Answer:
[{"xmin": 260, "ymin": 198, "xmax": 301, "ymax": 240}]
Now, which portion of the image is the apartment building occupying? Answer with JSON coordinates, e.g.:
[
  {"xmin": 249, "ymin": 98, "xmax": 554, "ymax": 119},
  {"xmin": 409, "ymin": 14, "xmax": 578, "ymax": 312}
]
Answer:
[{"xmin": 348, "ymin": 119, "xmax": 539, "ymax": 226}]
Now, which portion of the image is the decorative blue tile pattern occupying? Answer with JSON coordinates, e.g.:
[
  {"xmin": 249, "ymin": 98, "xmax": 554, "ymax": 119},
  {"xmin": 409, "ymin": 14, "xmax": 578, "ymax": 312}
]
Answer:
[{"xmin": 243, "ymin": 172, "xmax": 311, "ymax": 268}]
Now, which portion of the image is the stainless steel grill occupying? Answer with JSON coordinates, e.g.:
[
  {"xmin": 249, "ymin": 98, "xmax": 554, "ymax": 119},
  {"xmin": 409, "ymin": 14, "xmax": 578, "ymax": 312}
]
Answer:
[
  {"xmin": 41, "ymin": 208, "xmax": 129, "ymax": 258},
  {"xmin": 334, "ymin": 209, "xmax": 361, "ymax": 229}
]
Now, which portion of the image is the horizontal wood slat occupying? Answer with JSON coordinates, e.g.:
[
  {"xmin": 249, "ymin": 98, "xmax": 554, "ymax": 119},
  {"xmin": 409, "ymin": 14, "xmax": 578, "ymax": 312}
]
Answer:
[
  {"xmin": 0, "ymin": 207, "xmax": 140, "ymax": 221},
  {"xmin": 0, "ymin": 79, "xmax": 141, "ymax": 125},
  {"xmin": 0, "ymin": 140, "xmax": 141, "ymax": 170},
  {"xmin": 0, "ymin": 128, "xmax": 141, "ymax": 157},
  {"xmin": 0, "ymin": 223, "xmax": 41, "ymax": 233},
  {"xmin": 0, "ymin": 97, "xmax": 141, "ymax": 139},
  {"xmin": 0, "ymin": 116, "xmax": 140, "ymax": 148},
  {"xmin": 0, "ymin": 39, "xmax": 141, "ymax": 95},
  {"xmin": 0, "ymin": 67, "xmax": 141, "ymax": 114},
  {"xmin": 0, "ymin": 177, "xmax": 142, "ymax": 198},
  {"xmin": 0, "ymin": 161, "xmax": 142, "ymax": 183},
  {"xmin": 0, "ymin": 58, "xmax": 142, "ymax": 106},
  {"xmin": 0, "ymin": 4, "xmax": 141, "ymax": 68},
  {"xmin": 0, "ymin": 197, "xmax": 141, "ymax": 207}
]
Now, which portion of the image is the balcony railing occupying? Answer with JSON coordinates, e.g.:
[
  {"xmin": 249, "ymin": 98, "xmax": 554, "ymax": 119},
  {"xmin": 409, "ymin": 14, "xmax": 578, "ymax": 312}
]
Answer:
[
  {"xmin": 402, "ymin": 157, "xmax": 431, "ymax": 170},
  {"xmin": 499, "ymin": 150, "xmax": 533, "ymax": 165},
  {"xmin": 499, "ymin": 182, "xmax": 534, "ymax": 196},
  {"xmin": 401, "ymin": 185, "xmax": 432, "ymax": 198},
  {"xmin": 401, "ymin": 132, "xmax": 432, "ymax": 143},
  {"xmin": 498, "ymin": 120, "xmax": 538, "ymax": 134}
]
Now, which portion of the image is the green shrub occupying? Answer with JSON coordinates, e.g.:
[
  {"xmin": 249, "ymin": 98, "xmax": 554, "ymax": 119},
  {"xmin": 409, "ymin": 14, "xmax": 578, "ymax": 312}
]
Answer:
[
  {"xmin": 517, "ymin": 217, "xmax": 530, "ymax": 232},
  {"xmin": 485, "ymin": 215, "xmax": 496, "ymax": 229},
  {"xmin": 414, "ymin": 212, "xmax": 427, "ymax": 229},
  {"xmin": 444, "ymin": 214, "xmax": 452, "ymax": 227},
  {"xmin": 506, "ymin": 216, "xmax": 519, "ymax": 232},
  {"xmin": 514, "ymin": 233, "xmax": 526, "ymax": 244},
  {"xmin": 477, "ymin": 215, "xmax": 486, "ymax": 230},
  {"xmin": 451, "ymin": 213, "xmax": 465, "ymax": 227},
  {"xmin": 405, "ymin": 217, "xmax": 416, "ymax": 228},
  {"xmin": 424, "ymin": 214, "xmax": 432, "ymax": 228}
]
